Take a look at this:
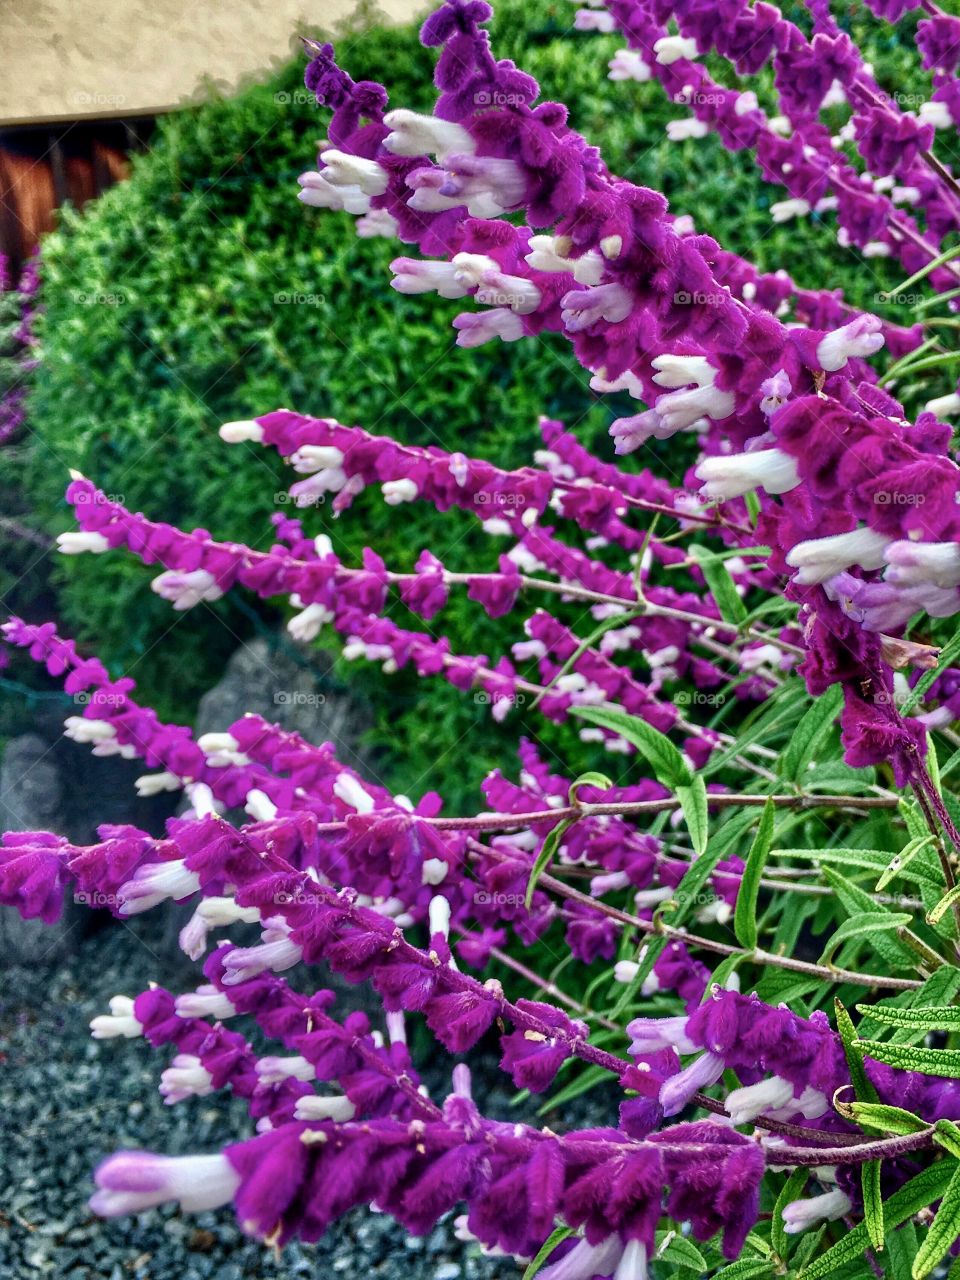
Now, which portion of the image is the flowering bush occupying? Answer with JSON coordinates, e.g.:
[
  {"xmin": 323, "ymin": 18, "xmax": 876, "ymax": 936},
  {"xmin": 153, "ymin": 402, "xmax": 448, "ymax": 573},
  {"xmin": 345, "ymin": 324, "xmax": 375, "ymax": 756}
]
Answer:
[{"xmin": 5, "ymin": 0, "xmax": 960, "ymax": 1274}]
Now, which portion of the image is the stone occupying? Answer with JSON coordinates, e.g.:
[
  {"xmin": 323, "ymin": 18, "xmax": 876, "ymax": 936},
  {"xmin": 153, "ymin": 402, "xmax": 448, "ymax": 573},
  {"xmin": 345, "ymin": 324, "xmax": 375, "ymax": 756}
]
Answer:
[
  {"xmin": 194, "ymin": 635, "xmax": 372, "ymax": 755},
  {"xmin": 0, "ymin": 734, "xmax": 71, "ymax": 964}
]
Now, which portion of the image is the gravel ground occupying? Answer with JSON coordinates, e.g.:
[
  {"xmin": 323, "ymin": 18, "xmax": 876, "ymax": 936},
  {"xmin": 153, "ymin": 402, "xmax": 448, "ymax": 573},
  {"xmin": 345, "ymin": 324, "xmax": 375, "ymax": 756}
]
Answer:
[{"xmin": 0, "ymin": 917, "xmax": 598, "ymax": 1280}]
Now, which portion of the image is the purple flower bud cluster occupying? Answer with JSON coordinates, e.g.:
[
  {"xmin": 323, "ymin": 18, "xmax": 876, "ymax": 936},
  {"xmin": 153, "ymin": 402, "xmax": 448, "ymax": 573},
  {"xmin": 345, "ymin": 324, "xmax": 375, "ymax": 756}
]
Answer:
[{"xmin": 0, "ymin": 251, "xmax": 41, "ymax": 446}]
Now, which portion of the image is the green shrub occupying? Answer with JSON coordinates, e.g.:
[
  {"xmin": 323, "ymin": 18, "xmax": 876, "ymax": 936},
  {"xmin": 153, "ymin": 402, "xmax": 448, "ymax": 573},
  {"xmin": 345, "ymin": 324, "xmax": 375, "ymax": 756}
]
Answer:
[{"xmin": 14, "ymin": 0, "xmax": 911, "ymax": 803}]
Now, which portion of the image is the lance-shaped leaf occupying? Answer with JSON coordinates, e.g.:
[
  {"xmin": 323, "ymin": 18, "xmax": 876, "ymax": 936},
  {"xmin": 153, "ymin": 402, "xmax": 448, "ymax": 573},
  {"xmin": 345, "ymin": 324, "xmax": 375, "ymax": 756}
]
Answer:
[
  {"xmin": 690, "ymin": 543, "xmax": 748, "ymax": 625},
  {"xmin": 798, "ymin": 1161, "xmax": 957, "ymax": 1278},
  {"xmin": 928, "ymin": 883, "xmax": 960, "ymax": 928},
  {"xmin": 676, "ymin": 774, "xmax": 709, "ymax": 857},
  {"xmin": 833, "ymin": 1099, "xmax": 929, "ymax": 1136},
  {"xmin": 858, "ymin": 1039, "xmax": 960, "ymax": 1079},
  {"xmin": 734, "ymin": 798, "xmax": 775, "ymax": 951},
  {"xmin": 571, "ymin": 704, "xmax": 692, "ymax": 787},
  {"xmin": 779, "ymin": 683, "xmax": 842, "ymax": 782},
  {"xmin": 818, "ymin": 913, "xmax": 912, "ymax": 968},
  {"xmin": 775, "ymin": 846, "xmax": 942, "ymax": 889},
  {"xmin": 856, "ymin": 966, "xmax": 960, "ymax": 1045},
  {"xmin": 861, "ymin": 1156, "xmax": 884, "ymax": 1253},
  {"xmin": 934, "ymin": 1119, "xmax": 960, "ymax": 1159},
  {"xmin": 913, "ymin": 1157, "xmax": 960, "ymax": 1278},
  {"xmin": 568, "ymin": 771, "xmax": 613, "ymax": 803},
  {"xmin": 525, "ymin": 817, "xmax": 575, "ymax": 910},
  {"xmin": 654, "ymin": 1230, "xmax": 709, "ymax": 1270},
  {"xmin": 712, "ymin": 1261, "xmax": 773, "ymax": 1280},
  {"xmin": 771, "ymin": 1167, "xmax": 808, "ymax": 1262},
  {"xmin": 522, "ymin": 1226, "xmax": 575, "ymax": 1280},
  {"xmin": 854, "ymin": 1003, "xmax": 960, "ymax": 1034},
  {"xmin": 820, "ymin": 867, "xmax": 919, "ymax": 969},
  {"xmin": 875, "ymin": 835, "xmax": 936, "ymax": 892}
]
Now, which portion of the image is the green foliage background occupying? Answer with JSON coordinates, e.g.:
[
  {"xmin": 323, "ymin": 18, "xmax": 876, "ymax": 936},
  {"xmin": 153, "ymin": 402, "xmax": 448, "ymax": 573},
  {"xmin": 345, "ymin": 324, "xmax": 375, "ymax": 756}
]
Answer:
[{"xmin": 8, "ymin": 0, "xmax": 919, "ymax": 803}]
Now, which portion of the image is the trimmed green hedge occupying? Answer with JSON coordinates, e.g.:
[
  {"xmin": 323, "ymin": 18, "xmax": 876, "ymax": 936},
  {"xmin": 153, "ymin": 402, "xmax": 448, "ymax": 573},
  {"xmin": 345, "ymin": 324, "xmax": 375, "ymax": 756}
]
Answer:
[{"xmin": 15, "ymin": 0, "xmax": 911, "ymax": 802}]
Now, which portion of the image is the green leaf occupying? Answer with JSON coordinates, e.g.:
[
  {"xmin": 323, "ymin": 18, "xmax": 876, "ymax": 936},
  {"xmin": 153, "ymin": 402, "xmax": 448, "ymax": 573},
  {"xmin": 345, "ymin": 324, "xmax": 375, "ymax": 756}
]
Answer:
[
  {"xmin": 928, "ymin": 883, "xmax": 960, "ymax": 928},
  {"xmin": 537, "ymin": 1064, "xmax": 608, "ymax": 1114},
  {"xmin": 661, "ymin": 839, "xmax": 729, "ymax": 929},
  {"xmin": 734, "ymin": 798, "xmax": 775, "ymax": 951},
  {"xmin": 885, "ymin": 1222, "xmax": 919, "ymax": 1278},
  {"xmin": 899, "ymin": 629, "xmax": 960, "ymax": 716},
  {"xmin": 856, "ymin": 967, "xmax": 960, "ymax": 1044},
  {"xmin": 773, "ymin": 846, "xmax": 943, "ymax": 888},
  {"xmin": 934, "ymin": 1118, "xmax": 960, "ymax": 1159},
  {"xmin": 704, "ymin": 952, "xmax": 746, "ymax": 997},
  {"xmin": 771, "ymin": 1167, "xmax": 808, "ymax": 1261},
  {"xmin": 861, "ymin": 1157, "xmax": 884, "ymax": 1252},
  {"xmin": 833, "ymin": 1100, "xmax": 929, "ymax": 1135},
  {"xmin": 913, "ymin": 1159, "xmax": 960, "ymax": 1277},
  {"xmin": 568, "ymin": 771, "xmax": 613, "ymax": 803},
  {"xmin": 627, "ymin": 935, "xmax": 669, "ymax": 996},
  {"xmin": 779, "ymin": 683, "xmax": 842, "ymax": 782},
  {"xmin": 835, "ymin": 999, "xmax": 879, "ymax": 1104},
  {"xmin": 875, "ymin": 835, "xmax": 935, "ymax": 892},
  {"xmin": 522, "ymin": 1226, "xmax": 575, "ymax": 1280},
  {"xmin": 690, "ymin": 543, "xmax": 748, "ymax": 624},
  {"xmin": 653, "ymin": 1230, "xmax": 708, "ymax": 1270},
  {"xmin": 799, "ymin": 1161, "xmax": 957, "ymax": 1278},
  {"xmin": 571, "ymin": 704, "xmax": 691, "ymax": 787},
  {"xmin": 854, "ymin": 1003, "xmax": 960, "ymax": 1033},
  {"xmin": 676, "ymin": 775, "xmax": 709, "ymax": 856},
  {"xmin": 818, "ymin": 913, "xmax": 913, "ymax": 967},
  {"xmin": 712, "ymin": 1261, "xmax": 773, "ymax": 1280},
  {"xmin": 525, "ymin": 817, "xmax": 575, "ymax": 909},
  {"xmin": 858, "ymin": 1039, "xmax": 960, "ymax": 1079},
  {"xmin": 819, "ymin": 867, "xmax": 919, "ymax": 969}
]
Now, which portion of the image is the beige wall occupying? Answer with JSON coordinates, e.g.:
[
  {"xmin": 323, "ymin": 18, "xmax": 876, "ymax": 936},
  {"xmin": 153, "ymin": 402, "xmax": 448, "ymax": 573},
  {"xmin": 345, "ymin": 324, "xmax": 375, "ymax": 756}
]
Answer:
[{"xmin": 0, "ymin": 0, "xmax": 426, "ymax": 126}]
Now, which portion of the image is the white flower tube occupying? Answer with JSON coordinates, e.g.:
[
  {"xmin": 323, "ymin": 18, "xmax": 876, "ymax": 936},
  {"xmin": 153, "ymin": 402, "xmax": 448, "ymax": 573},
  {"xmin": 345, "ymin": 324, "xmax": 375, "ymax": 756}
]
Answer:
[
  {"xmin": 884, "ymin": 540, "xmax": 960, "ymax": 589},
  {"xmin": 57, "ymin": 531, "xmax": 110, "ymax": 554},
  {"xmin": 695, "ymin": 448, "xmax": 800, "ymax": 501},
  {"xmin": 90, "ymin": 995, "xmax": 143, "ymax": 1040},
  {"xmin": 382, "ymin": 109, "xmax": 475, "ymax": 159},
  {"xmin": 90, "ymin": 1152, "xmax": 239, "ymax": 1218},
  {"xmin": 816, "ymin": 315, "xmax": 884, "ymax": 371},
  {"xmin": 786, "ymin": 527, "xmax": 890, "ymax": 585}
]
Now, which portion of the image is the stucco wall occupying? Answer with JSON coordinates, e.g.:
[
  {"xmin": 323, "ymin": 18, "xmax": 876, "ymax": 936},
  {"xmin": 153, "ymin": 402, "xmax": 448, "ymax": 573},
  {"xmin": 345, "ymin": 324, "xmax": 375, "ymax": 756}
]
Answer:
[{"xmin": 1, "ymin": 0, "xmax": 426, "ymax": 126}]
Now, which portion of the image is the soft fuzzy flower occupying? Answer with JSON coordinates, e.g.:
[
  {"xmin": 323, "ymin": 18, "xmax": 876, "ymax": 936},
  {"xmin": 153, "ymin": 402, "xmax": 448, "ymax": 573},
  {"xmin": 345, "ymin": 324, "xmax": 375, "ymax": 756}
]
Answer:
[{"xmin": 90, "ymin": 1152, "xmax": 240, "ymax": 1218}]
